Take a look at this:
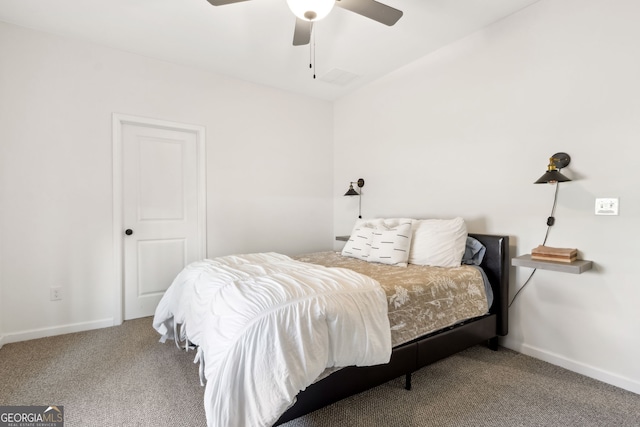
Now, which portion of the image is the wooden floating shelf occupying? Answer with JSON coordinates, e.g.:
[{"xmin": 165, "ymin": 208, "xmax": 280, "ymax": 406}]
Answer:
[{"xmin": 512, "ymin": 254, "xmax": 593, "ymax": 274}]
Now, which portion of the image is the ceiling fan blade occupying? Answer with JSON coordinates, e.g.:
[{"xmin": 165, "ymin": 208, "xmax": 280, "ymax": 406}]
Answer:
[
  {"xmin": 335, "ymin": 0, "xmax": 403, "ymax": 26},
  {"xmin": 293, "ymin": 18, "xmax": 313, "ymax": 46},
  {"xmin": 205, "ymin": 0, "xmax": 251, "ymax": 6}
]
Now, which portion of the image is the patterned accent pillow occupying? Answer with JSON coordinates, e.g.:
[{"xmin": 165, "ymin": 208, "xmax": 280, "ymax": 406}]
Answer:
[
  {"xmin": 341, "ymin": 226, "xmax": 374, "ymax": 261},
  {"xmin": 368, "ymin": 222, "xmax": 413, "ymax": 267}
]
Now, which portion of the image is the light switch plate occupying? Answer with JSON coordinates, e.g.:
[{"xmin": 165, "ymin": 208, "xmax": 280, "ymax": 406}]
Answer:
[{"xmin": 595, "ymin": 198, "xmax": 619, "ymax": 215}]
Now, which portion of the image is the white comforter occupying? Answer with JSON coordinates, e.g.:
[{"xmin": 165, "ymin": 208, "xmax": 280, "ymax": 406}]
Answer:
[{"xmin": 153, "ymin": 252, "xmax": 391, "ymax": 427}]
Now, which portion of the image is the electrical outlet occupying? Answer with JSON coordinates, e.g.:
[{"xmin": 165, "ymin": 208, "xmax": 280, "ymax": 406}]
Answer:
[
  {"xmin": 50, "ymin": 287, "xmax": 62, "ymax": 301},
  {"xmin": 595, "ymin": 198, "xmax": 619, "ymax": 215}
]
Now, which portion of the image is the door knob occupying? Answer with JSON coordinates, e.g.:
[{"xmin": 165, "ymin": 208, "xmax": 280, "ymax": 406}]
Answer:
[{"xmin": 125, "ymin": 229, "xmax": 133, "ymax": 236}]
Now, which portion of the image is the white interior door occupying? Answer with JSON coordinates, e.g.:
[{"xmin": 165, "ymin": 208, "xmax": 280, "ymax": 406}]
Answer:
[{"xmin": 120, "ymin": 119, "xmax": 205, "ymax": 320}]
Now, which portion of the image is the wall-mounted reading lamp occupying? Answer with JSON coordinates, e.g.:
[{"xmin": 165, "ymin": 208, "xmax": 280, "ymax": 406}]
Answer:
[
  {"xmin": 534, "ymin": 152, "xmax": 571, "ymax": 184},
  {"xmin": 344, "ymin": 178, "xmax": 365, "ymax": 218},
  {"xmin": 510, "ymin": 152, "xmax": 573, "ymax": 307},
  {"xmin": 533, "ymin": 152, "xmax": 571, "ymax": 229}
]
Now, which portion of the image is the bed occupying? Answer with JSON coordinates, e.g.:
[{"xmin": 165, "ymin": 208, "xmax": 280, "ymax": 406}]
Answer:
[
  {"xmin": 275, "ymin": 231, "xmax": 509, "ymax": 425},
  {"xmin": 153, "ymin": 220, "xmax": 509, "ymax": 427}
]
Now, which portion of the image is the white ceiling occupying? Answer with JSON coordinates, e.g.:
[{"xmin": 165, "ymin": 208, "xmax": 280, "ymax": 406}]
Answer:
[{"xmin": 0, "ymin": 0, "xmax": 541, "ymax": 100}]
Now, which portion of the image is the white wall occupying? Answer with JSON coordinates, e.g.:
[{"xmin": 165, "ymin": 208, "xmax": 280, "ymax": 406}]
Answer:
[
  {"xmin": 2, "ymin": 0, "xmax": 638, "ymax": 396},
  {"xmin": 334, "ymin": 0, "xmax": 640, "ymax": 393},
  {"xmin": 0, "ymin": 22, "xmax": 334, "ymax": 343}
]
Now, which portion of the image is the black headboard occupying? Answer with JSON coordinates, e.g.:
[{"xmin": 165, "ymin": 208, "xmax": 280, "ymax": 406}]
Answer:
[{"xmin": 468, "ymin": 233, "xmax": 509, "ymax": 336}]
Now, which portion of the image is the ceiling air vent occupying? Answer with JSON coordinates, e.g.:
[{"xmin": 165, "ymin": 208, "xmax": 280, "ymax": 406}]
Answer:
[{"xmin": 318, "ymin": 68, "xmax": 360, "ymax": 86}]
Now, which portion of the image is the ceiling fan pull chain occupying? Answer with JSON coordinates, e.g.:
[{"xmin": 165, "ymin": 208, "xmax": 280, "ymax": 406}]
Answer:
[
  {"xmin": 307, "ymin": 21, "xmax": 316, "ymax": 79},
  {"xmin": 309, "ymin": 38, "xmax": 312, "ymax": 71}
]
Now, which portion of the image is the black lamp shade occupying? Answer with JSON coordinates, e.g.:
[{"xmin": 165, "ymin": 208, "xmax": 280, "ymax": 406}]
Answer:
[
  {"xmin": 344, "ymin": 185, "xmax": 359, "ymax": 196},
  {"xmin": 534, "ymin": 170, "xmax": 571, "ymax": 184},
  {"xmin": 344, "ymin": 178, "xmax": 365, "ymax": 196},
  {"xmin": 535, "ymin": 153, "xmax": 572, "ymax": 184}
]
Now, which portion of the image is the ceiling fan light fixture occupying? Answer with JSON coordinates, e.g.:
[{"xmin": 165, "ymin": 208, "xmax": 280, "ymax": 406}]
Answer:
[{"xmin": 287, "ymin": 0, "xmax": 335, "ymax": 21}]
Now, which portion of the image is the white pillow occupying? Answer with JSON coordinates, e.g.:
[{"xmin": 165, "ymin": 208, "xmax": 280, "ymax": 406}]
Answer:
[
  {"xmin": 353, "ymin": 218, "xmax": 414, "ymax": 230},
  {"xmin": 368, "ymin": 222, "xmax": 413, "ymax": 267},
  {"xmin": 408, "ymin": 217, "xmax": 467, "ymax": 267},
  {"xmin": 341, "ymin": 226, "xmax": 374, "ymax": 261}
]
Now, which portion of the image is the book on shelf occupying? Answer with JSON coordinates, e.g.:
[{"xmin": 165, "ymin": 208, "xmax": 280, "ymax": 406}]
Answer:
[
  {"xmin": 530, "ymin": 254, "xmax": 577, "ymax": 263},
  {"xmin": 531, "ymin": 245, "xmax": 578, "ymax": 263}
]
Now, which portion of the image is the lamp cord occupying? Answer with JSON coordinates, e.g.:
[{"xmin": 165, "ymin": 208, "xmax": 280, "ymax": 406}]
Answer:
[
  {"xmin": 542, "ymin": 183, "xmax": 560, "ymax": 246},
  {"xmin": 509, "ymin": 183, "xmax": 561, "ymax": 307},
  {"xmin": 508, "ymin": 269, "xmax": 535, "ymax": 308}
]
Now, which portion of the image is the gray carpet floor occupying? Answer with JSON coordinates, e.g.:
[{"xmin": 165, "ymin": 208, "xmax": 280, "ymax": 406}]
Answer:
[{"xmin": 1, "ymin": 317, "xmax": 639, "ymax": 426}]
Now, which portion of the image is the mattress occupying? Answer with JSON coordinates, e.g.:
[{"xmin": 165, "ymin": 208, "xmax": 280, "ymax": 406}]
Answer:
[{"xmin": 293, "ymin": 251, "xmax": 491, "ymax": 347}]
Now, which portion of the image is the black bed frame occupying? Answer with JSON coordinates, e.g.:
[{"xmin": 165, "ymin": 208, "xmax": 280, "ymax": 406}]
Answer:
[{"xmin": 274, "ymin": 233, "xmax": 509, "ymax": 425}]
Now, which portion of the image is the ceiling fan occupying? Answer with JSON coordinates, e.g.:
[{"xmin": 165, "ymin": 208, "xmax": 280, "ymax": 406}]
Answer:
[{"xmin": 204, "ymin": 0, "xmax": 403, "ymax": 46}]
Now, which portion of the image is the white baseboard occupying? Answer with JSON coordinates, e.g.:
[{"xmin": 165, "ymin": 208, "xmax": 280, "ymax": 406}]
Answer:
[
  {"xmin": 0, "ymin": 334, "xmax": 5, "ymax": 349},
  {"xmin": 502, "ymin": 339, "xmax": 640, "ymax": 395},
  {"xmin": 1, "ymin": 318, "xmax": 115, "ymax": 345}
]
